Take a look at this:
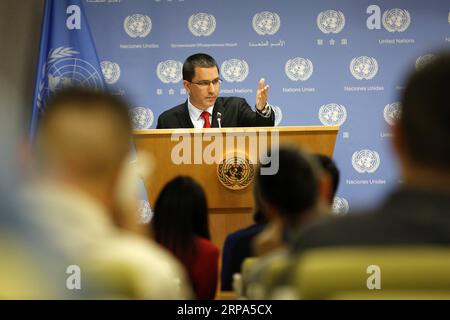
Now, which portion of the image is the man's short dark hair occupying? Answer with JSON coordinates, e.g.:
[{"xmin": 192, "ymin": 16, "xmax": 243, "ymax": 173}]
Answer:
[
  {"xmin": 314, "ymin": 154, "xmax": 340, "ymax": 198},
  {"xmin": 182, "ymin": 53, "xmax": 219, "ymax": 82},
  {"xmin": 42, "ymin": 86, "xmax": 132, "ymax": 134},
  {"xmin": 400, "ymin": 52, "xmax": 450, "ymax": 171},
  {"xmin": 255, "ymin": 147, "xmax": 319, "ymax": 220}
]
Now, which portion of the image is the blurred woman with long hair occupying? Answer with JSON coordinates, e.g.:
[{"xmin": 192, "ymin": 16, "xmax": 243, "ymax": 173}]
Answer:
[{"xmin": 152, "ymin": 176, "xmax": 219, "ymax": 299}]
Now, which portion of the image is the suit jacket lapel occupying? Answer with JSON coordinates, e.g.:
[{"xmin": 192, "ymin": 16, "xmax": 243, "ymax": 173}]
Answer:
[
  {"xmin": 177, "ymin": 100, "xmax": 194, "ymax": 128},
  {"xmin": 211, "ymin": 98, "xmax": 225, "ymax": 128}
]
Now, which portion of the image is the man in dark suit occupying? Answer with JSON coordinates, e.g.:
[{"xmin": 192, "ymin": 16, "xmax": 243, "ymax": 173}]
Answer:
[
  {"xmin": 156, "ymin": 53, "xmax": 275, "ymax": 129},
  {"xmin": 291, "ymin": 53, "xmax": 450, "ymax": 252}
]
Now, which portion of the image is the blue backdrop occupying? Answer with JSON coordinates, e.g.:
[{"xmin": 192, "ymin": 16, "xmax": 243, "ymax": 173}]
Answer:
[{"xmin": 80, "ymin": 0, "xmax": 450, "ymax": 213}]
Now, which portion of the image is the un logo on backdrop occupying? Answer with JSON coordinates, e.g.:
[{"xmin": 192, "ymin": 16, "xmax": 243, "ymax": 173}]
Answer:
[
  {"xmin": 415, "ymin": 54, "xmax": 437, "ymax": 70},
  {"xmin": 383, "ymin": 102, "xmax": 401, "ymax": 126},
  {"xmin": 47, "ymin": 48, "xmax": 103, "ymax": 93},
  {"xmin": 332, "ymin": 197, "xmax": 349, "ymax": 215},
  {"xmin": 350, "ymin": 56, "xmax": 378, "ymax": 80},
  {"xmin": 272, "ymin": 105, "xmax": 283, "ymax": 126},
  {"xmin": 317, "ymin": 10, "xmax": 345, "ymax": 34},
  {"xmin": 38, "ymin": 47, "xmax": 104, "ymax": 110},
  {"xmin": 130, "ymin": 107, "xmax": 154, "ymax": 130},
  {"xmin": 319, "ymin": 103, "xmax": 347, "ymax": 126},
  {"xmin": 382, "ymin": 8, "xmax": 411, "ymax": 32},
  {"xmin": 124, "ymin": 14, "xmax": 152, "ymax": 38},
  {"xmin": 221, "ymin": 59, "xmax": 249, "ymax": 82},
  {"xmin": 252, "ymin": 11, "xmax": 281, "ymax": 35},
  {"xmin": 188, "ymin": 13, "xmax": 216, "ymax": 36},
  {"xmin": 352, "ymin": 150, "xmax": 380, "ymax": 173},
  {"xmin": 157, "ymin": 60, "xmax": 183, "ymax": 84},
  {"xmin": 101, "ymin": 61, "xmax": 121, "ymax": 85},
  {"xmin": 285, "ymin": 58, "xmax": 313, "ymax": 81},
  {"xmin": 138, "ymin": 200, "xmax": 153, "ymax": 224}
]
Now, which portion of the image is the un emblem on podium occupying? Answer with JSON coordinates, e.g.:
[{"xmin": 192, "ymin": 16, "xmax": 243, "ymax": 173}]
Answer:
[
  {"xmin": 350, "ymin": 56, "xmax": 378, "ymax": 80},
  {"xmin": 157, "ymin": 60, "xmax": 183, "ymax": 84},
  {"xmin": 382, "ymin": 8, "xmax": 410, "ymax": 32},
  {"xmin": 130, "ymin": 107, "xmax": 154, "ymax": 130},
  {"xmin": 352, "ymin": 149, "xmax": 380, "ymax": 174},
  {"xmin": 317, "ymin": 10, "xmax": 345, "ymax": 34},
  {"xmin": 319, "ymin": 103, "xmax": 347, "ymax": 126},
  {"xmin": 124, "ymin": 14, "xmax": 152, "ymax": 38},
  {"xmin": 101, "ymin": 61, "xmax": 121, "ymax": 85},
  {"xmin": 252, "ymin": 11, "xmax": 281, "ymax": 35},
  {"xmin": 221, "ymin": 59, "xmax": 249, "ymax": 83},
  {"xmin": 188, "ymin": 13, "xmax": 216, "ymax": 36},
  {"xmin": 383, "ymin": 102, "xmax": 401, "ymax": 126},
  {"xmin": 285, "ymin": 57, "xmax": 313, "ymax": 81},
  {"xmin": 217, "ymin": 153, "xmax": 255, "ymax": 190}
]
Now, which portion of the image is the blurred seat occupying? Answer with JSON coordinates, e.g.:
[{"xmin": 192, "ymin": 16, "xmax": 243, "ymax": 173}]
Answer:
[
  {"xmin": 239, "ymin": 254, "xmax": 297, "ymax": 299},
  {"xmin": 237, "ymin": 257, "xmax": 260, "ymax": 299},
  {"xmin": 0, "ymin": 233, "xmax": 53, "ymax": 299},
  {"xmin": 294, "ymin": 246, "xmax": 450, "ymax": 300},
  {"xmin": 260, "ymin": 255, "xmax": 295, "ymax": 299}
]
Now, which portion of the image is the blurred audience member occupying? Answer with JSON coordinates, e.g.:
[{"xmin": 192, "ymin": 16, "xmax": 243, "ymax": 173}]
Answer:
[
  {"xmin": 252, "ymin": 147, "xmax": 323, "ymax": 257},
  {"xmin": 291, "ymin": 52, "xmax": 450, "ymax": 252},
  {"xmin": 221, "ymin": 206, "xmax": 268, "ymax": 291},
  {"xmin": 242, "ymin": 147, "xmax": 323, "ymax": 298},
  {"xmin": 24, "ymin": 87, "xmax": 192, "ymax": 299},
  {"xmin": 0, "ymin": 79, "xmax": 67, "ymax": 298},
  {"xmin": 152, "ymin": 176, "xmax": 220, "ymax": 300}
]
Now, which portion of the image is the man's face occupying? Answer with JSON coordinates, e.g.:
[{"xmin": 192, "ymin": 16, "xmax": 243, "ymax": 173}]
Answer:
[{"xmin": 184, "ymin": 66, "xmax": 220, "ymax": 110}]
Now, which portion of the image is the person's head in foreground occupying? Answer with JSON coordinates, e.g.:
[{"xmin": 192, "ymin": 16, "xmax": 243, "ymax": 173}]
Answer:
[
  {"xmin": 393, "ymin": 52, "xmax": 450, "ymax": 191},
  {"xmin": 34, "ymin": 86, "xmax": 136, "ymax": 227},
  {"xmin": 255, "ymin": 147, "xmax": 322, "ymax": 239}
]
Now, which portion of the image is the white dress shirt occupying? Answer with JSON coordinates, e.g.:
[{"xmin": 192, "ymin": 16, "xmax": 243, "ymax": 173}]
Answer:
[{"xmin": 187, "ymin": 98, "xmax": 214, "ymax": 129}]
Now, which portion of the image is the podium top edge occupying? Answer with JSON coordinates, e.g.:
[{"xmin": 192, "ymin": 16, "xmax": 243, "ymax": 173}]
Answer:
[{"xmin": 133, "ymin": 126, "xmax": 339, "ymax": 135}]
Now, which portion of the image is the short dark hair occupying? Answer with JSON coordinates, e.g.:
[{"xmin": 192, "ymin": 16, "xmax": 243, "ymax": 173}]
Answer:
[
  {"xmin": 152, "ymin": 176, "xmax": 211, "ymax": 264},
  {"xmin": 255, "ymin": 147, "xmax": 319, "ymax": 221},
  {"xmin": 314, "ymin": 154, "xmax": 340, "ymax": 199},
  {"xmin": 400, "ymin": 52, "xmax": 450, "ymax": 171},
  {"xmin": 42, "ymin": 86, "xmax": 132, "ymax": 135},
  {"xmin": 182, "ymin": 53, "xmax": 219, "ymax": 82}
]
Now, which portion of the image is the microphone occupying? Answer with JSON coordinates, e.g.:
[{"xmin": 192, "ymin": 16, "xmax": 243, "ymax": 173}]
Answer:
[{"xmin": 217, "ymin": 112, "xmax": 222, "ymax": 128}]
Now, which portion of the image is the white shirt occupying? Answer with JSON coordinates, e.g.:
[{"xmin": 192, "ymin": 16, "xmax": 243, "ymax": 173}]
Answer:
[{"xmin": 187, "ymin": 98, "xmax": 214, "ymax": 128}]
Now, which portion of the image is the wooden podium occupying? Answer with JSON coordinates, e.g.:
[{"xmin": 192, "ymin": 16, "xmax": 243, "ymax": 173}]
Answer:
[{"xmin": 133, "ymin": 126, "xmax": 338, "ymax": 250}]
